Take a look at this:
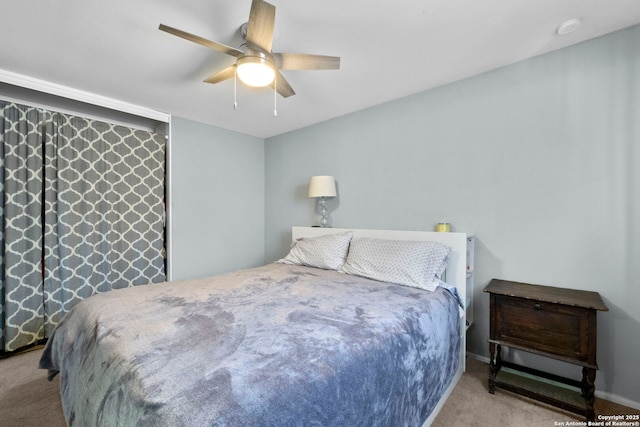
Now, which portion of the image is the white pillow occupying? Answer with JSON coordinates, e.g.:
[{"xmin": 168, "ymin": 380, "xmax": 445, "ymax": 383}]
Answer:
[
  {"xmin": 276, "ymin": 231, "xmax": 353, "ymax": 271},
  {"xmin": 340, "ymin": 237, "xmax": 450, "ymax": 290}
]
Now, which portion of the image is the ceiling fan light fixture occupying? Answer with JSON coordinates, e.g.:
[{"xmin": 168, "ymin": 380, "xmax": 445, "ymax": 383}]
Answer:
[
  {"xmin": 236, "ymin": 55, "xmax": 275, "ymax": 87},
  {"xmin": 159, "ymin": 0, "xmax": 339, "ymax": 99}
]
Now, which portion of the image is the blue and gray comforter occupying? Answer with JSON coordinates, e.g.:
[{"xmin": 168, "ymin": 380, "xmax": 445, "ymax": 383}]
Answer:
[{"xmin": 40, "ymin": 263, "xmax": 460, "ymax": 426}]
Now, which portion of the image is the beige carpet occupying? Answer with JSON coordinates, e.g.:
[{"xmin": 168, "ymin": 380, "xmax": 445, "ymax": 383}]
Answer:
[
  {"xmin": 0, "ymin": 348, "xmax": 65, "ymax": 427},
  {"xmin": 434, "ymin": 356, "xmax": 638, "ymax": 426},
  {"xmin": 1, "ymin": 349, "xmax": 637, "ymax": 426}
]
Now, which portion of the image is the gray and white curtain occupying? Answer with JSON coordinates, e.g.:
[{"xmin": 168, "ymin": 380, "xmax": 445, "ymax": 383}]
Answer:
[{"xmin": 1, "ymin": 101, "xmax": 166, "ymax": 352}]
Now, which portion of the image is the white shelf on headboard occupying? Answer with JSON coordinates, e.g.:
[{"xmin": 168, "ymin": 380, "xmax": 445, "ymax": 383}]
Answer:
[{"xmin": 466, "ymin": 235, "xmax": 475, "ymax": 330}]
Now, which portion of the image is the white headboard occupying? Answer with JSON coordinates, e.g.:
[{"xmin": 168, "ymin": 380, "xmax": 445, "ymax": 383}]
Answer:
[{"xmin": 291, "ymin": 226, "xmax": 468, "ymax": 317}]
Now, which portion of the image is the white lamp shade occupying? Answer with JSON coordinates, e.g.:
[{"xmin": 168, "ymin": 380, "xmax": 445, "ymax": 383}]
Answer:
[
  {"xmin": 308, "ymin": 176, "xmax": 337, "ymax": 198},
  {"xmin": 236, "ymin": 56, "xmax": 275, "ymax": 87}
]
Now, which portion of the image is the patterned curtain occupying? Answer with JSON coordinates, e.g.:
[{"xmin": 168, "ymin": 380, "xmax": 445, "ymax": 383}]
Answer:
[
  {"xmin": 1, "ymin": 101, "xmax": 166, "ymax": 351},
  {"xmin": 43, "ymin": 112, "xmax": 166, "ymax": 333},
  {"xmin": 0, "ymin": 102, "xmax": 48, "ymax": 351}
]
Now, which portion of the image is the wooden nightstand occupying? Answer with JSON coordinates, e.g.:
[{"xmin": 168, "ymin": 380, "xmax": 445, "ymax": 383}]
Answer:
[{"xmin": 484, "ymin": 279, "xmax": 608, "ymax": 421}]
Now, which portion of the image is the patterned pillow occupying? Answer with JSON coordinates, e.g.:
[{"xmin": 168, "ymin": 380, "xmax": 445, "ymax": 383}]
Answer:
[
  {"xmin": 340, "ymin": 237, "xmax": 451, "ymax": 290},
  {"xmin": 276, "ymin": 231, "xmax": 354, "ymax": 271}
]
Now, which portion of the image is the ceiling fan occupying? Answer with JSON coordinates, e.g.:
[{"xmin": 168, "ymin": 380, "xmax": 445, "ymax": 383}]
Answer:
[{"xmin": 159, "ymin": 0, "xmax": 340, "ymax": 99}]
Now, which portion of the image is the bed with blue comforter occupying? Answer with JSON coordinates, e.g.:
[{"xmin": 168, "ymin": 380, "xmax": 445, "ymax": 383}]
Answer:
[{"xmin": 40, "ymin": 263, "xmax": 460, "ymax": 426}]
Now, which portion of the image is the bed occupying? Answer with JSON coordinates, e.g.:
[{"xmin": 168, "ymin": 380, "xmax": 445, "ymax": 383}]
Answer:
[{"xmin": 39, "ymin": 227, "xmax": 468, "ymax": 426}]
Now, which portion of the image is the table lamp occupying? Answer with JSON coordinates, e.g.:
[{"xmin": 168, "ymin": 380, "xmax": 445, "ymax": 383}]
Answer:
[{"xmin": 308, "ymin": 176, "xmax": 337, "ymax": 227}]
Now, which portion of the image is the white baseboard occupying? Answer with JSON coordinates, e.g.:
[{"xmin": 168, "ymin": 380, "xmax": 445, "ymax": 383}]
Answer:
[
  {"xmin": 466, "ymin": 352, "xmax": 640, "ymax": 411},
  {"xmin": 467, "ymin": 352, "xmax": 490, "ymax": 364},
  {"xmin": 595, "ymin": 390, "xmax": 640, "ymax": 411}
]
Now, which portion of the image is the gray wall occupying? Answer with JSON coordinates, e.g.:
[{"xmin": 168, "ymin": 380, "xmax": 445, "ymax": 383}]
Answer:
[
  {"xmin": 170, "ymin": 116, "xmax": 265, "ymax": 281},
  {"xmin": 265, "ymin": 25, "xmax": 640, "ymax": 405}
]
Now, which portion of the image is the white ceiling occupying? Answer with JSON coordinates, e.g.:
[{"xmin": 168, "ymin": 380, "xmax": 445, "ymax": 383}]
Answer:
[{"xmin": 1, "ymin": 0, "xmax": 640, "ymax": 138}]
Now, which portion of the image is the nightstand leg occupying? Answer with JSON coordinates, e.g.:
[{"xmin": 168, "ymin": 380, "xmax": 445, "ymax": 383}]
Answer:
[
  {"xmin": 488, "ymin": 343, "xmax": 501, "ymax": 394},
  {"xmin": 581, "ymin": 367, "xmax": 596, "ymax": 421}
]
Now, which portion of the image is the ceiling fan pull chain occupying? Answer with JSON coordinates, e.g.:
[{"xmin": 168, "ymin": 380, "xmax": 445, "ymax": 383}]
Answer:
[
  {"xmin": 234, "ymin": 67, "xmax": 238, "ymax": 110},
  {"xmin": 274, "ymin": 77, "xmax": 278, "ymax": 117}
]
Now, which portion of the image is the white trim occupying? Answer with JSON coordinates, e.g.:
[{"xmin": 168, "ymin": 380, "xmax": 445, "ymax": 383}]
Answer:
[
  {"xmin": 595, "ymin": 390, "xmax": 640, "ymax": 411},
  {"xmin": 0, "ymin": 68, "xmax": 169, "ymax": 123},
  {"xmin": 0, "ymin": 93, "xmax": 159, "ymax": 133},
  {"xmin": 468, "ymin": 352, "xmax": 491, "ymax": 364},
  {"xmin": 165, "ymin": 126, "xmax": 173, "ymax": 282}
]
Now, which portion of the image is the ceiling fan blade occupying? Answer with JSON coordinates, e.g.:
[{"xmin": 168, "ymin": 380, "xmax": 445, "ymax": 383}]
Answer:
[
  {"xmin": 246, "ymin": 0, "xmax": 276, "ymax": 52},
  {"xmin": 203, "ymin": 65, "xmax": 236, "ymax": 84},
  {"xmin": 272, "ymin": 53, "xmax": 340, "ymax": 70},
  {"xmin": 159, "ymin": 24, "xmax": 244, "ymax": 58},
  {"xmin": 272, "ymin": 71, "xmax": 295, "ymax": 98}
]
